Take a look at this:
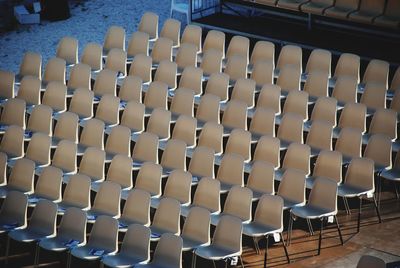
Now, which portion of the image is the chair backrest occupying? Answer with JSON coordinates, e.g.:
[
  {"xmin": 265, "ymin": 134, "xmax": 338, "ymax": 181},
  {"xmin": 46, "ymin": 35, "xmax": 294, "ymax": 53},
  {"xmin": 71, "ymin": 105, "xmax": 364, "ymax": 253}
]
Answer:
[
  {"xmin": 28, "ymin": 199, "xmax": 57, "ymax": 236},
  {"xmin": 54, "ymin": 111, "xmax": 79, "ymax": 142},
  {"xmin": 360, "ymin": 82, "xmax": 387, "ymax": 110},
  {"xmin": 95, "ymin": 94, "xmax": 120, "ymax": 126},
  {"xmin": 335, "ymin": 127, "xmax": 362, "ymax": 158},
  {"xmin": 247, "ymin": 161, "xmax": 275, "ymax": 195},
  {"xmin": 181, "ymin": 24, "xmax": 202, "ymax": 52},
  {"xmin": 213, "ymin": 215, "xmax": 242, "ymax": 254},
  {"xmin": 81, "ymin": 42, "xmax": 103, "ymax": 71},
  {"xmin": 0, "ymin": 191, "xmax": 27, "ymax": 228},
  {"xmin": 58, "ymin": 207, "xmax": 87, "ymax": 243},
  {"xmin": 332, "ymin": 76, "xmax": 358, "ymax": 104},
  {"xmin": 200, "ymin": 48, "xmax": 223, "ymax": 75},
  {"xmin": 313, "ymin": 150, "xmax": 343, "ymax": 184},
  {"xmin": 147, "ymin": 108, "xmax": 171, "ymax": 140},
  {"xmin": 364, "ymin": 134, "xmax": 392, "ymax": 168},
  {"xmin": 26, "ymin": 132, "xmax": 51, "ymax": 166},
  {"xmin": 138, "ymin": 12, "xmax": 158, "ymax": 40},
  {"xmin": 310, "ymin": 96, "xmax": 337, "ymax": 126},
  {"xmin": 0, "ymin": 125, "xmax": 24, "ymax": 158},
  {"xmin": 356, "ymin": 255, "xmax": 386, "ymax": 268},
  {"xmin": 120, "ymin": 224, "xmax": 150, "ymax": 261},
  {"xmin": 308, "ymin": 177, "xmax": 338, "ymax": 214},
  {"xmin": 154, "ymin": 60, "xmax": 177, "ymax": 89},
  {"xmin": 121, "ymin": 100, "xmax": 145, "ymax": 133},
  {"xmin": 276, "ymin": 64, "xmax": 301, "ymax": 92},
  {"xmin": 161, "ymin": 139, "xmax": 187, "ymax": 171},
  {"xmin": 87, "ymin": 215, "xmax": 119, "ymax": 252},
  {"xmin": 176, "ymin": 43, "xmax": 198, "ymax": 69},
  {"xmin": 151, "ymin": 234, "xmax": 183, "ymax": 268},
  {"xmin": 36, "ymin": 166, "xmax": 63, "ymax": 202},
  {"xmin": 0, "ymin": 152, "xmax": 7, "ymax": 185},
  {"xmin": 250, "ymin": 60, "xmax": 274, "ymax": 86},
  {"xmin": 43, "ymin": 57, "xmax": 66, "ymax": 84},
  {"xmin": 333, "ymin": 53, "xmax": 360, "ymax": 82},
  {"xmin": 226, "ymin": 35, "xmax": 249, "ymax": 63},
  {"xmin": 224, "ymin": 55, "xmax": 248, "ymax": 81},
  {"xmin": 27, "ymin": 104, "xmax": 53, "ymax": 136},
  {"xmin": 362, "ymin": 59, "xmax": 389, "ymax": 87},
  {"xmin": 43, "ymin": 81, "xmax": 67, "ymax": 112},
  {"xmin": 132, "ymin": 132, "xmax": 159, "ymax": 163},
  {"xmin": 152, "ymin": 197, "xmax": 181, "ymax": 234},
  {"xmin": 160, "ymin": 18, "xmax": 181, "ymax": 46},
  {"xmin": 390, "ymin": 66, "xmax": 400, "ymax": 91},
  {"xmin": 62, "ymin": 174, "xmax": 91, "ymax": 209},
  {"xmin": 52, "ymin": 140, "xmax": 77, "ymax": 174},
  {"xmin": 8, "ymin": 158, "xmax": 35, "ymax": 193},
  {"xmin": 144, "ymin": 81, "xmax": 168, "ymax": 109},
  {"xmin": 225, "ymin": 129, "xmax": 251, "ymax": 162},
  {"xmin": 205, "ymin": 72, "xmax": 230, "ymax": 101},
  {"xmin": 163, "ymin": 170, "xmax": 192, "ymax": 205},
  {"xmin": 249, "ymin": 107, "xmax": 275, "ymax": 136},
  {"xmin": 277, "ymin": 45, "xmax": 302, "ymax": 72},
  {"xmin": 69, "ymin": 88, "xmax": 94, "ymax": 119},
  {"xmin": 358, "ymin": 0, "xmax": 385, "ymax": 16},
  {"xmin": 283, "ymin": 90, "xmax": 309, "ymax": 120},
  {"xmin": 171, "ymin": 88, "xmax": 195, "ymax": 117},
  {"xmin": 0, "ymin": 98, "xmax": 26, "ymax": 128},
  {"xmin": 119, "ymin": 76, "xmax": 142, "ymax": 102},
  {"xmin": 223, "ymin": 186, "xmax": 252, "ymax": 222},
  {"xmin": 135, "ymin": 162, "xmax": 162, "ymax": 196},
  {"xmin": 277, "ymin": 113, "xmax": 304, "ymax": 143},
  {"xmin": 196, "ymin": 93, "xmax": 221, "ymax": 123},
  {"xmin": 198, "ymin": 122, "xmax": 223, "ymax": 154},
  {"xmin": 122, "ymin": 189, "xmax": 151, "ymax": 226},
  {"xmin": 182, "ymin": 206, "xmax": 211, "ymax": 246},
  {"xmin": 17, "ymin": 75, "xmax": 41, "ymax": 105},
  {"xmin": 203, "ymin": 30, "xmax": 225, "ymax": 57},
  {"xmin": 253, "ymin": 135, "xmax": 280, "ymax": 169},
  {"xmin": 231, "ymin": 78, "xmax": 256, "ymax": 108},
  {"xmin": 283, "ymin": 143, "xmax": 311, "ymax": 175},
  {"xmin": 193, "ymin": 177, "xmax": 221, "ymax": 213},
  {"xmin": 129, "ymin": 54, "xmax": 152, "ymax": 83},
  {"xmin": 92, "ymin": 181, "xmax": 121, "ymax": 218},
  {"xmin": 305, "ymin": 48, "xmax": 331, "ymax": 76},
  {"xmin": 345, "ymin": 158, "xmax": 375, "ymax": 192},
  {"xmin": 222, "ymin": 99, "xmax": 248, "ymax": 130},
  {"xmin": 56, "ymin": 36, "xmax": 78, "ymax": 65},
  {"xmin": 303, "ymin": 71, "xmax": 329, "ymax": 98},
  {"xmin": 103, "ymin": 25, "xmax": 125, "ymax": 51},
  {"xmin": 151, "ymin": 37, "xmax": 173, "ymax": 63},
  {"xmin": 107, "ymin": 154, "xmax": 133, "ymax": 189},
  {"xmin": 306, "ymin": 120, "xmax": 333, "ymax": 151},
  {"xmin": 179, "ymin": 66, "xmax": 203, "ymax": 96},
  {"xmin": 338, "ymin": 103, "xmax": 366, "ymax": 132},
  {"xmin": 172, "ymin": 115, "xmax": 197, "ymax": 147},
  {"xmin": 79, "ymin": 147, "xmax": 105, "ymax": 181},
  {"xmin": 79, "ymin": 118, "xmax": 105, "ymax": 149},
  {"xmin": 105, "ymin": 48, "xmax": 127, "ymax": 76},
  {"xmin": 93, "ymin": 69, "xmax": 117, "ymax": 96},
  {"xmin": 189, "ymin": 146, "xmax": 215, "ymax": 178},
  {"xmin": 105, "ymin": 125, "xmax": 131, "ymax": 156},
  {"xmin": 254, "ymin": 195, "xmax": 284, "ymax": 231},
  {"xmin": 19, "ymin": 51, "xmax": 41, "ymax": 78},
  {"xmin": 390, "ymin": 89, "xmax": 400, "ymax": 112},
  {"xmin": 127, "ymin": 31, "xmax": 149, "ymax": 57},
  {"xmin": 250, "ymin": 40, "xmax": 275, "ymax": 66},
  {"xmin": 369, "ymin": 108, "xmax": 397, "ymax": 140},
  {"xmin": 0, "ymin": 70, "xmax": 15, "ymax": 99},
  {"xmin": 277, "ymin": 169, "xmax": 306, "ymax": 205}
]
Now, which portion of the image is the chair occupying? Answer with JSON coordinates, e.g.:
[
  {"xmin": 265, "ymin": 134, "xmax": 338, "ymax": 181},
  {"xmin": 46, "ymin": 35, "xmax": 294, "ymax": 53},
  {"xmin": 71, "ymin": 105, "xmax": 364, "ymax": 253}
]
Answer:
[
  {"xmin": 30, "ymin": 166, "xmax": 62, "ymax": 202},
  {"xmin": 225, "ymin": 129, "xmax": 251, "ymax": 162},
  {"xmin": 360, "ymin": 82, "xmax": 387, "ymax": 111},
  {"xmin": 0, "ymin": 70, "xmax": 15, "ymax": 100},
  {"xmin": 16, "ymin": 51, "xmax": 41, "ymax": 82},
  {"xmin": 289, "ymin": 177, "xmax": 343, "ymax": 253},
  {"xmin": 277, "ymin": 169, "xmax": 306, "ymax": 209},
  {"xmin": 332, "ymin": 53, "xmax": 360, "ymax": 82},
  {"xmin": 368, "ymin": 108, "xmax": 397, "ymax": 141},
  {"xmin": 160, "ymin": 139, "xmax": 187, "ymax": 172},
  {"xmin": 205, "ymin": 72, "xmax": 230, "ymax": 102},
  {"xmin": 303, "ymin": 70, "xmax": 329, "ymax": 100},
  {"xmin": 176, "ymin": 43, "xmax": 198, "ymax": 70},
  {"xmin": 0, "ymin": 125, "xmax": 25, "ymax": 159},
  {"xmin": 78, "ymin": 118, "xmax": 105, "ymax": 154},
  {"xmin": 87, "ymin": 181, "xmax": 121, "ymax": 220},
  {"xmin": 277, "ymin": 113, "xmax": 304, "ymax": 146},
  {"xmin": 224, "ymin": 55, "xmax": 248, "ymax": 81},
  {"xmin": 146, "ymin": 108, "xmax": 171, "ymax": 140},
  {"xmin": 81, "ymin": 43, "xmax": 103, "ymax": 72},
  {"xmin": 129, "ymin": 54, "xmax": 152, "ymax": 83},
  {"xmin": 154, "ymin": 60, "xmax": 177, "ymax": 89},
  {"xmin": 79, "ymin": 147, "xmax": 105, "ymax": 182},
  {"xmin": 374, "ymin": 0, "xmax": 400, "ymax": 28},
  {"xmin": 56, "ymin": 36, "xmax": 78, "ymax": 66},
  {"xmin": 181, "ymin": 25, "xmax": 202, "ymax": 52},
  {"xmin": 278, "ymin": 0, "xmax": 311, "ymax": 11},
  {"xmin": 309, "ymin": 96, "xmax": 337, "ymax": 127},
  {"xmin": 203, "ymin": 30, "xmax": 225, "ymax": 57},
  {"xmin": 256, "ymin": 84, "xmax": 281, "ymax": 114},
  {"xmin": 151, "ymin": 37, "xmax": 173, "ymax": 63},
  {"xmin": 362, "ymin": 59, "xmax": 389, "ymax": 88},
  {"xmin": 105, "ymin": 154, "xmax": 133, "ymax": 190},
  {"xmin": 306, "ymin": 120, "xmax": 333, "ymax": 156},
  {"xmin": 179, "ymin": 66, "xmax": 203, "ymax": 96},
  {"xmin": 172, "ymin": 115, "xmax": 197, "ymax": 147},
  {"xmin": 121, "ymin": 101, "xmax": 145, "ymax": 133},
  {"xmin": 349, "ymin": 0, "xmax": 385, "ymax": 24},
  {"xmin": 301, "ymin": 0, "xmax": 335, "ymax": 15},
  {"xmin": 364, "ymin": 134, "xmax": 392, "ymax": 172},
  {"xmin": 250, "ymin": 107, "xmax": 275, "ymax": 137},
  {"xmin": 154, "ymin": 169, "xmax": 192, "ymax": 207},
  {"xmin": 95, "ymin": 94, "xmax": 120, "ymax": 126},
  {"xmin": 217, "ymin": 153, "xmax": 245, "ymax": 192},
  {"xmin": 145, "ymin": 74, "xmax": 170, "ymax": 106},
  {"xmin": 26, "ymin": 132, "xmax": 51, "ymax": 167},
  {"xmin": 105, "ymin": 48, "xmax": 127, "ymax": 77},
  {"xmin": 276, "ymin": 44, "xmax": 302, "ymax": 73},
  {"xmin": 42, "ymin": 81, "xmax": 67, "ymax": 112},
  {"xmin": 150, "ymin": 197, "xmax": 181, "ymax": 239},
  {"xmin": 105, "ymin": 125, "xmax": 131, "ymax": 161},
  {"xmin": 222, "ymin": 100, "xmax": 248, "ymax": 131},
  {"xmin": 247, "ymin": 161, "xmax": 275, "ymax": 200},
  {"xmin": 307, "ymin": 150, "xmax": 343, "ymax": 188},
  {"xmin": 276, "ymin": 64, "xmax": 301, "ymax": 92},
  {"xmin": 226, "ymin": 35, "xmax": 249, "ymax": 63},
  {"xmin": 305, "ymin": 49, "xmax": 331, "ymax": 77},
  {"xmin": 197, "ymin": 122, "xmax": 223, "ymax": 155},
  {"xmin": 160, "ymin": 18, "xmax": 181, "ymax": 47},
  {"xmin": 52, "ymin": 140, "xmax": 77, "ymax": 174},
  {"xmin": 338, "ymin": 158, "xmax": 381, "ymax": 232},
  {"xmin": 43, "ymin": 57, "xmax": 66, "ymax": 85},
  {"xmin": 136, "ymin": 233, "xmax": 183, "ymax": 268},
  {"xmin": 170, "ymin": 88, "xmax": 195, "ymax": 118},
  {"xmin": 37, "ymin": 207, "xmax": 87, "ymax": 267},
  {"xmin": 337, "ymin": 103, "xmax": 366, "ymax": 133},
  {"xmin": 52, "ymin": 112, "xmax": 79, "ymax": 146},
  {"xmin": 93, "ymin": 69, "xmax": 117, "ymax": 97},
  {"xmin": 0, "ymin": 158, "xmax": 35, "ymax": 196},
  {"xmin": 69, "ymin": 216, "xmax": 119, "ymax": 267},
  {"xmin": 250, "ymin": 41, "xmax": 275, "ymax": 67},
  {"xmin": 26, "ymin": 105, "xmax": 53, "ymax": 137},
  {"xmin": 390, "ymin": 89, "xmax": 400, "ymax": 112},
  {"xmin": 357, "ymin": 255, "xmax": 386, "ymax": 268},
  {"xmin": 17, "ymin": 75, "xmax": 41, "ymax": 106},
  {"xmin": 127, "ymin": 31, "xmax": 149, "ymax": 60},
  {"xmin": 0, "ymin": 152, "xmax": 6, "ymax": 187},
  {"xmin": 119, "ymin": 76, "xmax": 142, "ymax": 103},
  {"xmin": 59, "ymin": 174, "xmax": 91, "ymax": 211},
  {"xmin": 0, "ymin": 191, "xmax": 28, "ymax": 233},
  {"xmin": 103, "ymin": 25, "xmax": 125, "ymax": 54},
  {"xmin": 389, "ymin": 66, "xmax": 400, "ymax": 92},
  {"xmin": 68, "ymin": 88, "xmax": 94, "ymax": 119},
  {"xmin": 138, "ymin": 12, "xmax": 158, "ymax": 41},
  {"xmin": 331, "ymin": 76, "xmax": 358, "ymax": 105},
  {"xmin": 324, "ymin": 0, "xmax": 360, "ymax": 19},
  {"xmin": 282, "ymin": 90, "xmax": 309, "ymax": 121},
  {"xmin": 250, "ymin": 60, "xmax": 274, "ymax": 86},
  {"xmin": 279, "ymin": 143, "xmax": 311, "ymax": 180},
  {"xmin": 134, "ymin": 162, "xmax": 162, "ymax": 197},
  {"xmin": 102, "ymin": 224, "xmax": 151, "ymax": 267},
  {"xmin": 243, "ymin": 195, "xmax": 290, "ymax": 266},
  {"xmin": 253, "ymin": 136, "xmax": 281, "ymax": 169},
  {"xmin": 200, "ymin": 48, "xmax": 223, "ymax": 76},
  {"xmin": 335, "ymin": 127, "xmax": 363, "ymax": 163},
  {"xmin": 119, "ymin": 189, "xmax": 151, "ymax": 228},
  {"xmin": 132, "ymin": 132, "xmax": 159, "ymax": 166},
  {"xmin": 188, "ymin": 146, "xmax": 215, "ymax": 182},
  {"xmin": 231, "ymin": 78, "xmax": 256, "ymax": 108},
  {"xmin": 194, "ymin": 215, "xmax": 244, "ymax": 267},
  {"xmin": 196, "ymin": 93, "xmax": 221, "ymax": 124}
]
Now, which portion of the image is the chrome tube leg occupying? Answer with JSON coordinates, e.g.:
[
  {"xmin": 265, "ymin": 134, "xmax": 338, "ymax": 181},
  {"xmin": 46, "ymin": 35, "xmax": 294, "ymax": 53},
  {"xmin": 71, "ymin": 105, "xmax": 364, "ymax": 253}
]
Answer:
[
  {"xmin": 394, "ymin": 182, "xmax": 399, "ymax": 199},
  {"xmin": 287, "ymin": 213, "xmax": 293, "ymax": 246},
  {"xmin": 318, "ymin": 218, "xmax": 324, "ymax": 256},
  {"xmin": 213, "ymin": 260, "xmax": 217, "ymax": 268},
  {"xmin": 5, "ymin": 236, "xmax": 10, "ymax": 266},
  {"xmin": 307, "ymin": 219, "xmax": 314, "ymax": 236},
  {"xmin": 334, "ymin": 215, "xmax": 344, "ymax": 245},
  {"xmin": 34, "ymin": 244, "xmax": 39, "ymax": 267},
  {"xmin": 264, "ymin": 235, "xmax": 269, "ymax": 268},
  {"xmin": 280, "ymin": 233, "xmax": 290, "ymax": 264},
  {"xmin": 357, "ymin": 197, "xmax": 362, "ymax": 233},
  {"xmin": 343, "ymin": 197, "xmax": 350, "ymax": 215},
  {"xmin": 191, "ymin": 251, "xmax": 195, "ymax": 268},
  {"xmin": 253, "ymin": 237, "xmax": 260, "ymax": 255},
  {"xmin": 373, "ymin": 194, "xmax": 382, "ymax": 223},
  {"xmin": 239, "ymin": 256, "xmax": 244, "ymax": 268}
]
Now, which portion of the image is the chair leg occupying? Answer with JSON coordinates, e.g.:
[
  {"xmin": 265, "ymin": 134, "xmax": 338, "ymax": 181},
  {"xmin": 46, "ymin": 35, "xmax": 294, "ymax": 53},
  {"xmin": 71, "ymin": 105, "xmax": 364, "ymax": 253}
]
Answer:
[
  {"xmin": 343, "ymin": 197, "xmax": 350, "ymax": 215},
  {"xmin": 334, "ymin": 215, "xmax": 344, "ymax": 245},
  {"xmin": 318, "ymin": 218, "xmax": 324, "ymax": 255},
  {"xmin": 307, "ymin": 219, "xmax": 314, "ymax": 236},
  {"xmin": 239, "ymin": 256, "xmax": 244, "ymax": 268},
  {"xmin": 357, "ymin": 197, "xmax": 362, "ymax": 233},
  {"xmin": 191, "ymin": 251, "xmax": 195, "ymax": 268},
  {"xmin": 34, "ymin": 244, "xmax": 39, "ymax": 267},
  {"xmin": 394, "ymin": 181, "xmax": 399, "ymax": 199},
  {"xmin": 213, "ymin": 260, "xmax": 217, "ymax": 268},
  {"xmin": 264, "ymin": 235, "xmax": 269, "ymax": 268},
  {"xmin": 373, "ymin": 194, "xmax": 382, "ymax": 223},
  {"xmin": 5, "ymin": 236, "xmax": 10, "ymax": 266},
  {"xmin": 253, "ymin": 237, "xmax": 260, "ymax": 255},
  {"xmin": 287, "ymin": 212, "xmax": 293, "ymax": 246},
  {"xmin": 280, "ymin": 233, "xmax": 290, "ymax": 264}
]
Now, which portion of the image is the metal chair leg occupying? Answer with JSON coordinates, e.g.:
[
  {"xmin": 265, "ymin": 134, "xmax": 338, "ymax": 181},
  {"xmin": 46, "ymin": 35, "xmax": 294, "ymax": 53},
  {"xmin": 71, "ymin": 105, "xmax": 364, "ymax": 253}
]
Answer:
[
  {"xmin": 357, "ymin": 197, "xmax": 362, "ymax": 233},
  {"xmin": 334, "ymin": 215, "xmax": 344, "ymax": 245},
  {"xmin": 239, "ymin": 255, "xmax": 244, "ymax": 268},
  {"xmin": 343, "ymin": 197, "xmax": 350, "ymax": 214},
  {"xmin": 253, "ymin": 237, "xmax": 260, "ymax": 255},
  {"xmin": 264, "ymin": 235, "xmax": 269, "ymax": 268},
  {"xmin": 394, "ymin": 182, "xmax": 399, "ymax": 199},
  {"xmin": 34, "ymin": 243, "xmax": 39, "ymax": 267},
  {"xmin": 318, "ymin": 218, "xmax": 324, "ymax": 255},
  {"xmin": 373, "ymin": 194, "xmax": 382, "ymax": 223},
  {"xmin": 287, "ymin": 213, "xmax": 293, "ymax": 246},
  {"xmin": 280, "ymin": 233, "xmax": 290, "ymax": 264},
  {"xmin": 5, "ymin": 236, "xmax": 10, "ymax": 266},
  {"xmin": 191, "ymin": 251, "xmax": 195, "ymax": 268},
  {"xmin": 307, "ymin": 219, "xmax": 314, "ymax": 236}
]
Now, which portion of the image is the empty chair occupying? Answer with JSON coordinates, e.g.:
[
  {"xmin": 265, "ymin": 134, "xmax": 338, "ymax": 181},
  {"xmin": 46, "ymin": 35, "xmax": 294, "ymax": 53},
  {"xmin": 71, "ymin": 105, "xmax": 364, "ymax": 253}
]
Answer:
[
  {"xmin": 360, "ymin": 82, "xmax": 387, "ymax": 111},
  {"xmin": 277, "ymin": 113, "xmax": 304, "ymax": 146},
  {"xmin": 217, "ymin": 153, "xmax": 245, "ymax": 192},
  {"xmin": 181, "ymin": 24, "xmax": 202, "ymax": 52},
  {"xmin": 250, "ymin": 40, "xmax": 275, "ymax": 67},
  {"xmin": 160, "ymin": 139, "xmax": 187, "ymax": 172},
  {"xmin": 105, "ymin": 125, "xmax": 131, "ymax": 160},
  {"xmin": 362, "ymin": 59, "xmax": 389, "ymax": 88},
  {"xmin": 231, "ymin": 78, "xmax": 256, "ymax": 108},
  {"xmin": 81, "ymin": 43, "xmax": 103, "ymax": 72},
  {"xmin": 155, "ymin": 169, "xmax": 192, "ymax": 206},
  {"xmin": 196, "ymin": 93, "xmax": 221, "ymax": 124},
  {"xmin": 56, "ymin": 36, "xmax": 78, "ymax": 66},
  {"xmin": 129, "ymin": 54, "xmax": 152, "ymax": 83},
  {"xmin": 306, "ymin": 120, "xmax": 333, "ymax": 156},
  {"xmin": 26, "ymin": 105, "xmax": 53, "ymax": 137},
  {"xmin": 303, "ymin": 71, "xmax": 329, "ymax": 100},
  {"xmin": 150, "ymin": 197, "xmax": 181, "ymax": 238},
  {"xmin": 175, "ymin": 43, "xmax": 198, "ymax": 70},
  {"xmin": 277, "ymin": 169, "xmax": 306, "ymax": 209},
  {"xmin": 225, "ymin": 129, "xmax": 251, "ymax": 162},
  {"xmin": 0, "ymin": 158, "xmax": 35, "ymax": 196},
  {"xmin": 105, "ymin": 154, "xmax": 133, "ymax": 190},
  {"xmin": 349, "ymin": 0, "xmax": 385, "ymax": 24},
  {"xmin": 390, "ymin": 89, "xmax": 400, "ymax": 112},
  {"xmin": 226, "ymin": 35, "xmax": 249, "ymax": 63},
  {"xmin": 332, "ymin": 53, "xmax": 360, "ymax": 82},
  {"xmin": 364, "ymin": 134, "xmax": 392, "ymax": 171},
  {"xmin": 79, "ymin": 147, "xmax": 105, "ymax": 182},
  {"xmin": 0, "ymin": 152, "xmax": 6, "ymax": 187},
  {"xmin": 222, "ymin": 100, "xmax": 248, "ymax": 131},
  {"xmin": 119, "ymin": 76, "xmax": 142, "ymax": 103},
  {"xmin": 301, "ymin": 0, "xmax": 335, "ymax": 15},
  {"xmin": 307, "ymin": 150, "xmax": 343, "ymax": 188},
  {"xmin": 68, "ymin": 88, "xmax": 94, "ymax": 119},
  {"xmin": 374, "ymin": 0, "xmax": 400, "ymax": 28},
  {"xmin": 338, "ymin": 158, "xmax": 381, "ymax": 232},
  {"xmin": 59, "ymin": 174, "xmax": 91, "ymax": 211},
  {"xmin": 368, "ymin": 108, "xmax": 397, "ymax": 141},
  {"xmin": 105, "ymin": 48, "xmax": 127, "ymax": 77},
  {"xmin": 25, "ymin": 132, "xmax": 51, "ymax": 167},
  {"xmin": 87, "ymin": 181, "xmax": 121, "ymax": 220},
  {"xmin": 289, "ymin": 177, "xmax": 343, "ymax": 253},
  {"xmin": 276, "ymin": 64, "xmax": 301, "ymax": 92},
  {"xmin": 0, "ymin": 70, "xmax": 15, "ymax": 100},
  {"xmin": 146, "ymin": 108, "xmax": 171, "ymax": 140},
  {"xmin": 250, "ymin": 60, "xmax": 274, "ymax": 86},
  {"xmin": 324, "ymin": 0, "xmax": 360, "ymax": 19},
  {"xmin": 246, "ymin": 161, "xmax": 275, "ymax": 200},
  {"xmin": 154, "ymin": 60, "xmax": 177, "ymax": 89},
  {"xmin": 335, "ymin": 127, "xmax": 363, "ymax": 162},
  {"xmin": 197, "ymin": 122, "xmax": 223, "ymax": 155},
  {"xmin": 93, "ymin": 69, "xmax": 117, "ymax": 97},
  {"xmin": 279, "ymin": 143, "xmax": 311, "ymax": 179},
  {"xmin": 172, "ymin": 115, "xmax": 197, "ymax": 147},
  {"xmin": 132, "ymin": 132, "xmax": 159, "ymax": 166},
  {"xmin": 42, "ymin": 81, "xmax": 67, "ymax": 112},
  {"xmin": 309, "ymin": 97, "xmax": 337, "ymax": 127},
  {"xmin": 224, "ymin": 55, "xmax": 248, "ymax": 81},
  {"xmin": 188, "ymin": 146, "xmax": 215, "ymax": 182},
  {"xmin": 127, "ymin": 31, "xmax": 149, "ymax": 59},
  {"xmin": 103, "ymin": 25, "xmax": 125, "ymax": 54},
  {"xmin": 181, "ymin": 207, "xmax": 211, "ymax": 254},
  {"xmin": 194, "ymin": 215, "xmax": 243, "ymax": 266},
  {"xmin": 30, "ymin": 166, "xmax": 63, "ymax": 202},
  {"xmin": 69, "ymin": 216, "xmax": 118, "ymax": 267},
  {"xmin": 332, "ymin": 76, "xmax": 358, "ymax": 105},
  {"xmin": 78, "ymin": 118, "xmax": 104, "ymax": 154},
  {"xmin": 0, "ymin": 191, "xmax": 28, "ymax": 233},
  {"xmin": 101, "ymin": 224, "xmax": 151, "ymax": 267},
  {"xmin": 253, "ymin": 136, "xmax": 281, "ymax": 169},
  {"xmin": 390, "ymin": 66, "xmax": 400, "ymax": 92},
  {"xmin": 337, "ymin": 103, "xmax": 367, "ymax": 133},
  {"xmin": 185, "ymin": 177, "xmax": 221, "ymax": 216},
  {"xmin": 255, "ymin": 84, "xmax": 281, "ymax": 114},
  {"xmin": 0, "ymin": 125, "xmax": 25, "ymax": 159},
  {"xmin": 144, "ymin": 81, "xmax": 168, "ymax": 110},
  {"xmin": 43, "ymin": 57, "xmax": 66, "ymax": 85},
  {"xmin": 160, "ymin": 18, "xmax": 181, "ymax": 47},
  {"xmin": 179, "ymin": 66, "xmax": 203, "ymax": 96},
  {"xmin": 16, "ymin": 52, "xmax": 41, "ymax": 82},
  {"xmin": 170, "ymin": 88, "xmax": 195, "ymax": 118},
  {"xmin": 357, "ymin": 255, "xmax": 386, "ymax": 268},
  {"xmin": 151, "ymin": 37, "xmax": 173, "ymax": 63},
  {"xmin": 95, "ymin": 94, "xmax": 120, "ymax": 126},
  {"xmin": 17, "ymin": 76, "xmax": 41, "ymax": 106},
  {"xmin": 52, "ymin": 111, "xmax": 79, "ymax": 145},
  {"xmin": 121, "ymin": 101, "xmax": 145, "ymax": 133},
  {"xmin": 52, "ymin": 140, "xmax": 77, "ymax": 174},
  {"xmin": 204, "ymin": 72, "xmax": 230, "ymax": 102},
  {"xmin": 119, "ymin": 189, "xmax": 151, "ymax": 228},
  {"xmin": 138, "ymin": 12, "xmax": 158, "ymax": 40},
  {"xmin": 278, "ymin": 0, "xmax": 310, "ymax": 11},
  {"xmin": 249, "ymin": 107, "xmax": 275, "ymax": 137},
  {"xmin": 217, "ymin": 185, "xmax": 252, "ymax": 225},
  {"xmin": 276, "ymin": 44, "xmax": 302, "ymax": 73},
  {"xmin": 282, "ymin": 90, "xmax": 309, "ymax": 121},
  {"xmin": 200, "ymin": 49, "xmax": 223, "ymax": 76},
  {"xmin": 203, "ymin": 30, "xmax": 225, "ymax": 57},
  {"xmin": 134, "ymin": 162, "xmax": 163, "ymax": 197}
]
